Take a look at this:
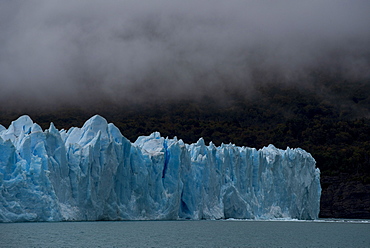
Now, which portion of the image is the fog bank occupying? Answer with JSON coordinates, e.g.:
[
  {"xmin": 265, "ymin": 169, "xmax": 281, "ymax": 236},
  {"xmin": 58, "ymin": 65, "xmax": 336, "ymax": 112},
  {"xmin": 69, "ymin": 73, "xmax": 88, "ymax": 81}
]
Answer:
[{"xmin": 1, "ymin": 1, "xmax": 369, "ymax": 107}]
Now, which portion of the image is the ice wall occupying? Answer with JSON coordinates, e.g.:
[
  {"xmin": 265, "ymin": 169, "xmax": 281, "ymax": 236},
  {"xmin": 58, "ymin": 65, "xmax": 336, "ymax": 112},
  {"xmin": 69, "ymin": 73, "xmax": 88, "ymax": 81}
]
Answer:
[{"xmin": 0, "ymin": 115, "xmax": 321, "ymax": 222}]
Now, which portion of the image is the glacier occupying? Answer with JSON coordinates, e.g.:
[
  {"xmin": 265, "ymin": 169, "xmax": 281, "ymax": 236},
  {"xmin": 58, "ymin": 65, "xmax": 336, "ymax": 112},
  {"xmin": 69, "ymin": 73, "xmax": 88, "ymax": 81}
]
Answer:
[{"xmin": 0, "ymin": 115, "xmax": 321, "ymax": 222}]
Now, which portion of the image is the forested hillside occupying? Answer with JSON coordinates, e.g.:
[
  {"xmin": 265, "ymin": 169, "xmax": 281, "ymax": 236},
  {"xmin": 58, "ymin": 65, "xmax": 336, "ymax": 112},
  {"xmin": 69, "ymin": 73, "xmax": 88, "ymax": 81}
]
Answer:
[{"xmin": 1, "ymin": 76, "xmax": 369, "ymax": 218}]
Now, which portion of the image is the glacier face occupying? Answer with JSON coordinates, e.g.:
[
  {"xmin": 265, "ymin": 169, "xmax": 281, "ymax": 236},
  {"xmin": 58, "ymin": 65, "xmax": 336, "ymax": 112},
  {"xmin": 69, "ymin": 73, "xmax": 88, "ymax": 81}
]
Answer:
[{"xmin": 0, "ymin": 115, "xmax": 321, "ymax": 222}]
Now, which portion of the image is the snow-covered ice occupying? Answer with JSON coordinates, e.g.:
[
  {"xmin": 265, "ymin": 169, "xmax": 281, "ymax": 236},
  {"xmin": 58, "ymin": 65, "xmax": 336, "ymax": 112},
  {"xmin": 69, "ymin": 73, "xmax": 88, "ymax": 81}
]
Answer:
[{"xmin": 0, "ymin": 115, "xmax": 321, "ymax": 222}]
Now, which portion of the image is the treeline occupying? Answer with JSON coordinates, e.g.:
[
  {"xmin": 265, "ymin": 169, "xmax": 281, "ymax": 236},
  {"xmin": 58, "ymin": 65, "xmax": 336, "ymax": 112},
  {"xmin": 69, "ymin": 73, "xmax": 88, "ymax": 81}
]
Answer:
[
  {"xmin": 111, "ymin": 91, "xmax": 370, "ymax": 182},
  {"xmin": 0, "ymin": 78, "xmax": 369, "ymax": 183}
]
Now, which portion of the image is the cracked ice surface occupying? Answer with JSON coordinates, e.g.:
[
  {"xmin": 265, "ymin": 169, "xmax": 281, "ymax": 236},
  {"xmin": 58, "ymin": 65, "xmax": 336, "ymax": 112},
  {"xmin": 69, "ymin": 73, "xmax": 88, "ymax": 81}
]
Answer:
[{"xmin": 0, "ymin": 115, "xmax": 321, "ymax": 222}]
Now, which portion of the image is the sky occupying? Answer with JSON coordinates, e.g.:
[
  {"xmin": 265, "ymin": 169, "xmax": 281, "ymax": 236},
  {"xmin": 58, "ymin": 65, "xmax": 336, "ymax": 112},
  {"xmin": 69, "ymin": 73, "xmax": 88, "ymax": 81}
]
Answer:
[{"xmin": 0, "ymin": 0, "xmax": 369, "ymax": 108}]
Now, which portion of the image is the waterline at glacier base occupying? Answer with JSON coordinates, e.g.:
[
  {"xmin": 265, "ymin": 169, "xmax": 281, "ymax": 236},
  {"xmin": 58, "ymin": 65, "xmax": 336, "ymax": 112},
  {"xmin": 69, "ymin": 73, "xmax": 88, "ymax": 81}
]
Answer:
[{"xmin": 0, "ymin": 115, "xmax": 321, "ymax": 222}]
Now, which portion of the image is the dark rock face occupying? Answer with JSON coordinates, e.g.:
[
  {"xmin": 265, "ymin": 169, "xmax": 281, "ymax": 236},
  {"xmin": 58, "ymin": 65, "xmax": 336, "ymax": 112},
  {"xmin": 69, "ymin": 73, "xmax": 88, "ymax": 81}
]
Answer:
[{"xmin": 320, "ymin": 174, "xmax": 370, "ymax": 219}]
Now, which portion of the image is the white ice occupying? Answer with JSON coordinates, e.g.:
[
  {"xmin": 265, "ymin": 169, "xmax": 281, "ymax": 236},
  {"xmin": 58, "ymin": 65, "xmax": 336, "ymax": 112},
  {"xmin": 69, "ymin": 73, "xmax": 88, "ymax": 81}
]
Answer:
[{"xmin": 0, "ymin": 115, "xmax": 321, "ymax": 222}]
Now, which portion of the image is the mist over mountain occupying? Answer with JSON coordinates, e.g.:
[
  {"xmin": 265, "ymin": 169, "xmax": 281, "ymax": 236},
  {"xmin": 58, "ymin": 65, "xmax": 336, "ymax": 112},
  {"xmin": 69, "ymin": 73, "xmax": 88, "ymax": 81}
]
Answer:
[
  {"xmin": 0, "ymin": 1, "xmax": 369, "ymax": 108},
  {"xmin": 0, "ymin": 1, "xmax": 370, "ymax": 219}
]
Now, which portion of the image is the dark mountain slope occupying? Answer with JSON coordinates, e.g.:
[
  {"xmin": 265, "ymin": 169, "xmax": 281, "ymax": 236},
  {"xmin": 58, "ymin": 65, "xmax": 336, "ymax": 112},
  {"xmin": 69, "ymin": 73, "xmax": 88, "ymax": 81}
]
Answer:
[{"xmin": 0, "ymin": 76, "xmax": 369, "ymax": 219}]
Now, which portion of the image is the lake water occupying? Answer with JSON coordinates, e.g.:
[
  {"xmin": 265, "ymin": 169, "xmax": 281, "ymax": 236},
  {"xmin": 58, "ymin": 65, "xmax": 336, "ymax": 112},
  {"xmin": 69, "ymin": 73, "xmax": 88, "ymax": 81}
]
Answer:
[{"xmin": 0, "ymin": 219, "xmax": 369, "ymax": 247}]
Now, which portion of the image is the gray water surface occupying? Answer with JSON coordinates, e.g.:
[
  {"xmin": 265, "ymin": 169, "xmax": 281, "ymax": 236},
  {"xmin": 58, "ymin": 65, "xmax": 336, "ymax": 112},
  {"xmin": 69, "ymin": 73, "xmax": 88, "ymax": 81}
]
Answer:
[{"xmin": 0, "ymin": 220, "xmax": 369, "ymax": 247}]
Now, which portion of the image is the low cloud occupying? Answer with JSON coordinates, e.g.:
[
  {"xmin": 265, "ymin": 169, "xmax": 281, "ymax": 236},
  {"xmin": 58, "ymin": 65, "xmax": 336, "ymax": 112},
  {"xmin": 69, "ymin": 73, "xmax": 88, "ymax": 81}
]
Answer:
[{"xmin": 0, "ymin": 0, "xmax": 369, "ymax": 108}]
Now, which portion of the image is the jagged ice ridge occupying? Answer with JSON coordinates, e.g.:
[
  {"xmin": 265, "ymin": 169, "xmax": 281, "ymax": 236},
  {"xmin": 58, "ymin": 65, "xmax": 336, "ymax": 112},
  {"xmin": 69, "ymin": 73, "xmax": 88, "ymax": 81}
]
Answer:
[{"xmin": 0, "ymin": 115, "xmax": 321, "ymax": 222}]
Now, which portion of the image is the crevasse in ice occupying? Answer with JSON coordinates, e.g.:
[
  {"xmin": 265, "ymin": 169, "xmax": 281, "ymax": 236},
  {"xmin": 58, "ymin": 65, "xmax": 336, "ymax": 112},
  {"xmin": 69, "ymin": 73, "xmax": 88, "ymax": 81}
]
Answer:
[{"xmin": 0, "ymin": 115, "xmax": 321, "ymax": 222}]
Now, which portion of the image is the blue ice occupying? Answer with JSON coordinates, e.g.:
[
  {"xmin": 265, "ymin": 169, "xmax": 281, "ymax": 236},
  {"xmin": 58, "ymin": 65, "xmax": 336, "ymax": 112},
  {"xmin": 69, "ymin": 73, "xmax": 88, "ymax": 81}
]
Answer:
[{"xmin": 0, "ymin": 115, "xmax": 321, "ymax": 222}]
